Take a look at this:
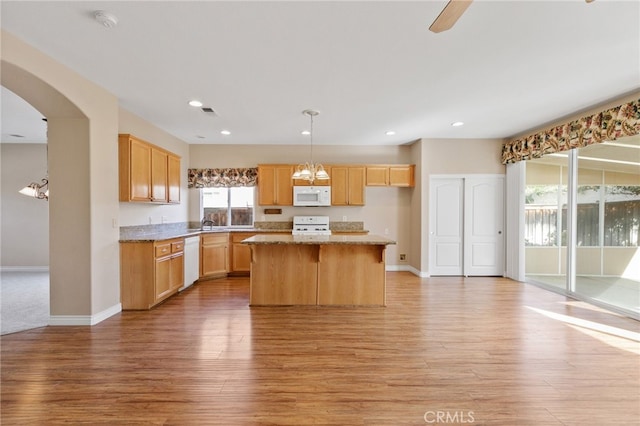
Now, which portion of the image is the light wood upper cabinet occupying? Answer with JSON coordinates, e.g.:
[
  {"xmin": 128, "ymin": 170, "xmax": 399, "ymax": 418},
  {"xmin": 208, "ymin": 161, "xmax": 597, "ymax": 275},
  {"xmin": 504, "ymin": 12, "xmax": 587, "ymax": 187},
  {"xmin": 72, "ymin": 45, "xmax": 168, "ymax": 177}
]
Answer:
[
  {"xmin": 120, "ymin": 136, "xmax": 152, "ymax": 201},
  {"xmin": 365, "ymin": 166, "xmax": 389, "ymax": 186},
  {"xmin": 151, "ymin": 148, "xmax": 168, "ymax": 202},
  {"xmin": 389, "ymin": 165, "xmax": 415, "ymax": 187},
  {"xmin": 167, "ymin": 154, "xmax": 181, "ymax": 204},
  {"xmin": 258, "ymin": 164, "xmax": 294, "ymax": 206},
  {"xmin": 365, "ymin": 164, "xmax": 415, "ymax": 187},
  {"xmin": 119, "ymin": 134, "xmax": 181, "ymax": 203},
  {"xmin": 331, "ymin": 166, "xmax": 365, "ymax": 206}
]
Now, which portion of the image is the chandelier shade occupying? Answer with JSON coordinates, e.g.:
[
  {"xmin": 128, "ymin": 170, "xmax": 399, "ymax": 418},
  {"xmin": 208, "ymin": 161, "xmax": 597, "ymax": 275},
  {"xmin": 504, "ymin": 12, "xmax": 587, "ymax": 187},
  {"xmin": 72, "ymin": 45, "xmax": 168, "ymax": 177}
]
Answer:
[{"xmin": 19, "ymin": 177, "xmax": 49, "ymax": 200}]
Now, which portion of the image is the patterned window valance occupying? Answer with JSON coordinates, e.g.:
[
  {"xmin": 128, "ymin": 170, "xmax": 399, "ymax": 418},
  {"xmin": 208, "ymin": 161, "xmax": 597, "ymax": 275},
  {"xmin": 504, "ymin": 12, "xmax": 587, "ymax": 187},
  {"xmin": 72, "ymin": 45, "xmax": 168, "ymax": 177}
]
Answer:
[
  {"xmin": 188, "ymin": 168, "xmax": 258, "ymax": 188},
  {"xmin": 501, "ymin": 98, "xmax": 640, "ymax": 164}
]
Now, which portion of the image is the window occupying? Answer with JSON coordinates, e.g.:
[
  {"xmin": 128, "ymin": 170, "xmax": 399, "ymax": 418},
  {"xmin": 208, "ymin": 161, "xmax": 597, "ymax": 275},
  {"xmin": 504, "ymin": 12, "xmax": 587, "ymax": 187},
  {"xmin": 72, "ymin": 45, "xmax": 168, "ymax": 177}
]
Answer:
[
  {"xmin": 203, "ymin": 187, "xmax": 254, "ymax": 227},
  {"xmin": 604, "ymin": 185, "xmax": 640, "ymax": 247},
  {"xmin": 524, "ymin": 184, "xmax": 566, "ymax": 246},
  {"xmin": 576, "ymin": 185, "xmax": 601, "ymax": 247},
  {"xmin": 524, "ymin": 137, "xmax": 640, "ymax": 317}
]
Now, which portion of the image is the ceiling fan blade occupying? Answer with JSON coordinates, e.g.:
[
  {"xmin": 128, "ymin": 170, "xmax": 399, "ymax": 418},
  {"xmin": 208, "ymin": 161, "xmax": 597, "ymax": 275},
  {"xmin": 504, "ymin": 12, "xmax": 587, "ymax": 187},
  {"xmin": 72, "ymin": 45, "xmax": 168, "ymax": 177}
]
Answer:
[{"xmin": 429, "ymin": 0, "xmax": 473, "ymax": 33}]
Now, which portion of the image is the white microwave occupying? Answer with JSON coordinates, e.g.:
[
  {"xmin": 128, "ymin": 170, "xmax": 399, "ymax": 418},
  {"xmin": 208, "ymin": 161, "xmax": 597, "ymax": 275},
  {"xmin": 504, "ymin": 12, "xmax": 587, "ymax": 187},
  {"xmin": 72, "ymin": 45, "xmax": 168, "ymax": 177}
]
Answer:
[{"xmin": 293, "ymin": 186, "xmax": 331, "ymax": 207}]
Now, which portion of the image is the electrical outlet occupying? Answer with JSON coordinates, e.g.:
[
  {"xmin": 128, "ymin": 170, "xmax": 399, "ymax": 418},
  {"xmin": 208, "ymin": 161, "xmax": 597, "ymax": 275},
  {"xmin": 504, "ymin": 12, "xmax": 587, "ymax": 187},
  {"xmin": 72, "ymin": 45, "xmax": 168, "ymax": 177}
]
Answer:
[
  {"xmin": 342, "ymin": 216, "xmax": 347, "ymax": 222},
  {"xmin": 161, "ymin": 216, "xmax": 167, "ymax": 224},
  {"xmin": 399, "ymin": 254, "xmax": 406, "ymax": 261}
]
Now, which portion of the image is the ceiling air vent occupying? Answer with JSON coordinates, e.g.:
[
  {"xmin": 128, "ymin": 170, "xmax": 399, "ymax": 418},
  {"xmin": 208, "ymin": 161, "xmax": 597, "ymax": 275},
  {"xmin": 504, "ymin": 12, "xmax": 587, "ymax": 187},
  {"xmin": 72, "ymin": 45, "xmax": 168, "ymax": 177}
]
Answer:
[{"xmin": 201, "ymin": 107, "xmax": 216, "ymax": 114}]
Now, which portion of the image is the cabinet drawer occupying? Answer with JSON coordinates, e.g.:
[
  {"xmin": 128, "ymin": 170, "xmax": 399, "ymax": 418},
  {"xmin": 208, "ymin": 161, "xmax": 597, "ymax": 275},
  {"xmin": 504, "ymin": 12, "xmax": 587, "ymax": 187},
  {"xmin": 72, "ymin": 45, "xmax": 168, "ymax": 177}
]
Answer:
[
  {"xmin": 231, "ymin": 233, "xmax": 256, "ymax": 243},
  {"xmin": 155, "ymin": 243, "xmax": 172, "ymax": 257},
  {"xmin": 201, "ymin": 233, "xmax": 228, "ymax": 245},
  {"xmin": 171, "ymin": 241, "xmax": 184, "ymax": 253}
]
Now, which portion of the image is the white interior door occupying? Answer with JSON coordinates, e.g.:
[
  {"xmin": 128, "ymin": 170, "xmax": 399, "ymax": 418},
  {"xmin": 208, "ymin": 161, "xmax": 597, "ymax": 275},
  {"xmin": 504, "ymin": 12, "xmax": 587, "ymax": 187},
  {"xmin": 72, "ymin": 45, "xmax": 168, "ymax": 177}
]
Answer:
[
  {"xmin": 464, "ymin": 177, "xmax": 504, "ymax": 276},
  {"xmin": 429, "ymin": 176, "xmax": 505, "ymax": 276},
  {"xmin": 429, "ymin": 178, "xmax": 463, "ymax": 275}
]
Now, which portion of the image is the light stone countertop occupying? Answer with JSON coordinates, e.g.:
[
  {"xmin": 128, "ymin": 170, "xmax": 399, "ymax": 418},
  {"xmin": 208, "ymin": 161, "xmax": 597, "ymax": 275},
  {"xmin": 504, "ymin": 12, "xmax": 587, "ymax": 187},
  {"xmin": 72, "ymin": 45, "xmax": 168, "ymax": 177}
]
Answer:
[
  {"xmin": 119, "ymin": 227, "xmax": 368, "ymax": 243},
  {"xmin": 119, "ymin": 227, "xmax": 286, "ymax": 243},
  {"xmin": 242, "ymin": 234, "xmax": 396, "ymax": 246}
]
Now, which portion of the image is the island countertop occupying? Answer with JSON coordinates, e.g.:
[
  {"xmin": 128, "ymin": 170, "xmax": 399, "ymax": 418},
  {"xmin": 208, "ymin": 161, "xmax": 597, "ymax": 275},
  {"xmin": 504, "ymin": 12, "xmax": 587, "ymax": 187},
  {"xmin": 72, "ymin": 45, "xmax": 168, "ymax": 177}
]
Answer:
[{"xmin": 242, "ymin": 234, "xmax": 396, "ymax": 246}]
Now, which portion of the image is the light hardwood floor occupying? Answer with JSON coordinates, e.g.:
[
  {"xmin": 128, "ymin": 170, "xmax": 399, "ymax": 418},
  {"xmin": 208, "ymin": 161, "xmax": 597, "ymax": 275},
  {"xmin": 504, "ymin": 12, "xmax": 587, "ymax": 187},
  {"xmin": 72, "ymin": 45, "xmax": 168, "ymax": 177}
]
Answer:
[{"xmin": 2, "ymin": 272, "xmax": 638, "ymax": 425}]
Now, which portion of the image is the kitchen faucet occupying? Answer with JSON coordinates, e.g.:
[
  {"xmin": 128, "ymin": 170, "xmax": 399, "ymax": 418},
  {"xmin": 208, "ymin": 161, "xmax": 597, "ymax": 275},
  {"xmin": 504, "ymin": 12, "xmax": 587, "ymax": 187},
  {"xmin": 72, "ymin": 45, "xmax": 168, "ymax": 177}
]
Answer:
[{"xmin": 201, "ymin": 218, "xmax": 215, "ymax": 230}]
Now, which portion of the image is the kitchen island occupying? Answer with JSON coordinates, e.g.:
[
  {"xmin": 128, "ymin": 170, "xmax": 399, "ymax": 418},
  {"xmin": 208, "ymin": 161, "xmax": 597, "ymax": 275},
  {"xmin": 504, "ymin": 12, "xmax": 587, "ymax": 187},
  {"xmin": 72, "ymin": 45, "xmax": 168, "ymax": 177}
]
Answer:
[{"xmin": 242, "ymin": 234, "xmax": 396, "ymax": 306}]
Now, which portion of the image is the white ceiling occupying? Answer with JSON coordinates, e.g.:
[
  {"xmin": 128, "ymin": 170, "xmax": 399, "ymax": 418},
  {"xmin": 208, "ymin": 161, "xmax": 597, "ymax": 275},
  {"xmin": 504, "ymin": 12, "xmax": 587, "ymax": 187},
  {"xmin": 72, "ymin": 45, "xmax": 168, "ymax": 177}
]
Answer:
[{"xmin": 1, "ymin": 0, "xmax": 639, "ymax": 146}]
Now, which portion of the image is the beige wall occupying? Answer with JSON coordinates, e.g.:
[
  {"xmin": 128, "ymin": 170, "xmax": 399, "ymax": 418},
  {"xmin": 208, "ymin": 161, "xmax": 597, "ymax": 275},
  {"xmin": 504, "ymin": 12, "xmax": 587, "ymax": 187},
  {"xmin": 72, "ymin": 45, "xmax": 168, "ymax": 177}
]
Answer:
[
  {"xmin": 189, "ymin": 144, "xmax": 414, "ymax": 265},
  {"xmin": 0, "ymin": 143, "xmax": 49, "ymax": 268},
  {"xmin": 118, "ymin": 108, "xmax": 190, "ymax": 227},
  {"xmin": 419, "ymin": 138, "xmax": 506, "ymax": 274},
  {"xmin": 191, "ymin": 138, "xmax": 504, "ymax": 273},
  {"xmin": 189, "ymin": 144, "xmax": 413, "ymax": 168},
  {"xmin": 409, "ymin": 140, "xmax": 423, "ymax": 274}
]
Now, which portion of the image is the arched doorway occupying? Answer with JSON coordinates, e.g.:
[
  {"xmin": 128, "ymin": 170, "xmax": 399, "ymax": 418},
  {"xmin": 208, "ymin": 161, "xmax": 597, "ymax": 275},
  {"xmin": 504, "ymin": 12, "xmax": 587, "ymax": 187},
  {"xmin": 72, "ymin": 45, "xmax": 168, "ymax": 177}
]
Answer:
[
  {"xmin": 1, "ymin": 31, "xmax": 121, "ymax": 325},
  {"xmin": 0, "ymin": 87, "xmax": 49, "ymax": 333}
]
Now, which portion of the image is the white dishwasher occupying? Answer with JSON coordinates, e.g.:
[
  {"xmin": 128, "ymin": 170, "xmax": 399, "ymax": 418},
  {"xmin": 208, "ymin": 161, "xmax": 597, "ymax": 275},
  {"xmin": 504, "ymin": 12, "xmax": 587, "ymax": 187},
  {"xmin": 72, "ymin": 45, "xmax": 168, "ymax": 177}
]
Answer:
[{"xmin": 181, "ymin": 236, "xmax": 200, "ymax": 291}]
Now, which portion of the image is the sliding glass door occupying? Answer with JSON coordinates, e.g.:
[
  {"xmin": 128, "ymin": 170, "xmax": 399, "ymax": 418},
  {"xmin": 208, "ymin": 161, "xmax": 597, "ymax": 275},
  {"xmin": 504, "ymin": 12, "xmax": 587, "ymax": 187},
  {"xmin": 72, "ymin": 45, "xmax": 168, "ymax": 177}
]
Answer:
[
  {"xmin": 524, "ymin": 157, "xmax": 568, "ymax": 291},
  {"xmin": 524, "ymin": 135, "xmax": 640, "ymax": 317}
]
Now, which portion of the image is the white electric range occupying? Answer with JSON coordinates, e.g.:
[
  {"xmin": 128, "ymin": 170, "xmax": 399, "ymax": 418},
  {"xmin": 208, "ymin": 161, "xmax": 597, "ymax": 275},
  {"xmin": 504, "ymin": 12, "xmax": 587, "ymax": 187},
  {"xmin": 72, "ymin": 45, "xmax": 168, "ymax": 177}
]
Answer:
[{"xmin": 292, "ymin": 216, "xmax": 332, "ymax": 236}]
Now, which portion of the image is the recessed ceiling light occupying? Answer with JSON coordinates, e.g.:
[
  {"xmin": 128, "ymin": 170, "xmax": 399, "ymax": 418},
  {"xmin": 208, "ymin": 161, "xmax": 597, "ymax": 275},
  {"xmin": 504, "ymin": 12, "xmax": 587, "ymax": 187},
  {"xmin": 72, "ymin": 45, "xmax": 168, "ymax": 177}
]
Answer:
[
  {"xmin": 220, "ymin": 130, "xmax": 231, "ymax": 136},
  {"xmin": 301, "ymin": 130, "xmax": 311, "ymax": 135},
  {"xmin": 385, "ymin": 131, "xmax": 396, "ymax": 136},
  {"xmin": 188, "ymin": 100, "xmax": 203, "ymax": 107},
  {"xmin": 451, "ymin": 121, "xmax": 464, "ymax": 127}
]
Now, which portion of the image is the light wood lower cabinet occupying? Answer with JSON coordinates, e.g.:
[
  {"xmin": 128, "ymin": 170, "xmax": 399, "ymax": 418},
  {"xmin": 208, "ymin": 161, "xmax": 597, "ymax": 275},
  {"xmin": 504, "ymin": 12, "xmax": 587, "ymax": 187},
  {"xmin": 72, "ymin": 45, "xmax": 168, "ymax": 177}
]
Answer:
[
  {"xmin": 249, "ymin": 244, "xmax": 319, "ymax": 305},
  {"xmin": 200, "ymin": 233, "xmax": 229, "ymax": 278},
  {"xmin": 229, "ymin": 232, "xmax": 256, "ymax": 275},
  {"xmin": 120, "ymin": 238, "xmax": 184, "ymax": 310},
  {"xmin": 229, "ymin": 232, "xmax": 289, "ymax": 276},
  {"xmin": 248, "ymin": 241, "xmax": 387, "ymax": 306}
]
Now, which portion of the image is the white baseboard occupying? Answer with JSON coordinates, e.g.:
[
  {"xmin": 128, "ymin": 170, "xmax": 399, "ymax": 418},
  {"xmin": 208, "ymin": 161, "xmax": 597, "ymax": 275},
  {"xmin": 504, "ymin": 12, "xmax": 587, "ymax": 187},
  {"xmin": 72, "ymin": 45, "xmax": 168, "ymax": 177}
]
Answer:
[
  {"xmin": 49, "ymin": 303, "xmax": 122, "ymax": 326},
  {"xmin": 386, "ymin": 265, "xmax": 429, "ymax": 277},
  {"xmin": 0, "ymin": 266, "xmax": 49, "ymax": 272}
]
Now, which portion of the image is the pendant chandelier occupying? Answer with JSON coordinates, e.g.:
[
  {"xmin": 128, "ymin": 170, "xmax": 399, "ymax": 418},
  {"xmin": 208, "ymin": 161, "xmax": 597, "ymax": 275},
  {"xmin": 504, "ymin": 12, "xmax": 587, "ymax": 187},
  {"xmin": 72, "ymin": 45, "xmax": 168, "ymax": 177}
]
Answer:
[
  {"xmin": 292, "ymin": 109, "xmax": 329, "ymax": 184},
  {"xmin": 19, "ymin": 177, "xmax": 49, "ymax": 200},
  {"xmin": 19, "ymin": 141, "xmax": 49, "ymax": 201}
]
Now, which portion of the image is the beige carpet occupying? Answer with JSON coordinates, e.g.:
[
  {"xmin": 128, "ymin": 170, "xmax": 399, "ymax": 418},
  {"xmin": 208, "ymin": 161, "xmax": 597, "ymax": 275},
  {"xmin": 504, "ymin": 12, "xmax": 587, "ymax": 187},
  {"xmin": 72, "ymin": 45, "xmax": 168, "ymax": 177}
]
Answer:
[{"xmin": 1, "ymin": 271, "xmax": 49, "ymax": 335}]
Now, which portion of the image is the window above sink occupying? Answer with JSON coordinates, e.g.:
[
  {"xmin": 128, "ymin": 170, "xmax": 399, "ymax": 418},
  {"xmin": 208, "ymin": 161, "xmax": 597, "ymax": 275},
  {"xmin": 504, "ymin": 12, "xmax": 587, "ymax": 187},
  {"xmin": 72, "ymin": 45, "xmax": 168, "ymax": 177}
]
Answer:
[{"xmin": 202, "ymin": 187, "xmax": 255, "ymax": 227}]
